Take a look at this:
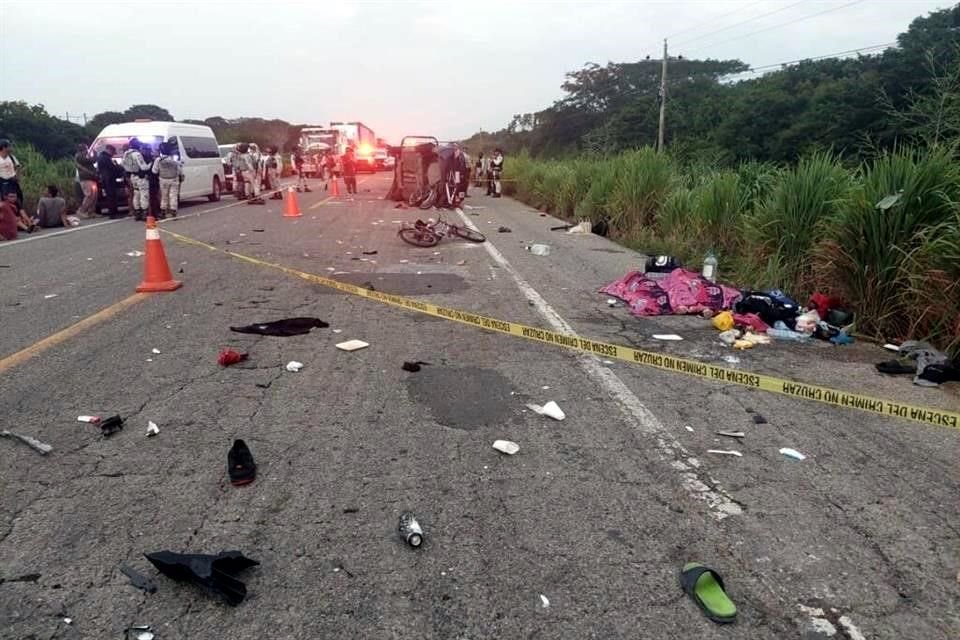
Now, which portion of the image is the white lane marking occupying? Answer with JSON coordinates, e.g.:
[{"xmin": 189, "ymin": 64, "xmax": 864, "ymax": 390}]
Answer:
[
  {"xmin": 0, "ymin": 218, "xmax": 124, "ymax": 247},
  {"xmin": 456, "ymin": 209, "xmax": 742, "ymax": 520}
]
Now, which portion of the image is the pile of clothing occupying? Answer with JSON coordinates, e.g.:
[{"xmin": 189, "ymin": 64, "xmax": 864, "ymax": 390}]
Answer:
[
  {"xmin": 601, "ymin": 269, "xmax": 741, "ymax": 317},
  {"xmin": 876, "ymin": 341, "xmax": 960, "ymax": 387}
]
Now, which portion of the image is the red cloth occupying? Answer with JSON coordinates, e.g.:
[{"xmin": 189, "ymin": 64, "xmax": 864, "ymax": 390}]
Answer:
[
  {"xmin": 0, "ymin": 201, "xmax": 19, "ymax": 240},
  {"xmin": 732, "ymin": 312, "xmax": 770, "ymax": 332},
  {"xmin": 809, "ymin": 292, "xmax": 843, "ymax": 319},
  {"xmin": 218, "ymin": 349, "xmax": 248, "ymax": 367},
  {"xmin": 602, "ymin": 268, "xmax": 741, "ymax": 316}
]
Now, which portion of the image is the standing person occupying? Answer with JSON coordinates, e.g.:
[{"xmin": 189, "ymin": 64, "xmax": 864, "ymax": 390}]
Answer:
[
  {"xmin": 0, "ymin": 139, "xmax": 25, "ymax": 213},
  {"xmin": 290, "ymin": 146, "xmax": 309, "ymax": 192},
  {"xmin": 241, "ymin": 144, "xmax": 265, "ymax": 205},
  {"xmin": 141, "ymin": 146, "xmax": 161, "ymax": 218},
  {"xmin": 152, "ymin": 141, "xmax": 184, "ymax": 218},
  {"xmin": 36, "ymin": 185, "xmax": 69, "ymax": 228},
  {"xmin": 75, "ymin": 144, "xmax": 99, "ymax": 218},
  {"xmin": 230, "ymin": 144, "xmax": 245, "ymax": 199},
  {"xmin": 489, "ymin": 148, "xmax": 504, "ymax": 197},
  {"xmin": 121, "ymin": 139, "xmax": 151, "ymax": 220},
  {"xmin": 97, "ymin": 145, "xmax": 123, "ymax": 218},
  {"xmin": 474, "ymin": 152, "xmax": 484, "ymax": 187},
  {"xmin": 323, "ymin": 151, "xmax": 336, "ymax": 192},
  {"xmin": 263, "ymin": 146, "xmax": 282, "ymax": 199},
  {"xmin": 341, "ymin": 147, "xmax": 357, "ymax": 195}
]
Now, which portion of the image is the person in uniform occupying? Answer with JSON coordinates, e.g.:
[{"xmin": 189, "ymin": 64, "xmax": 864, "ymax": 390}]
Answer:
[
  {"xmin": 121, "ymin": 139, "xmax": 151, "ymax": 220},
  {"xmin": 241, "ymin": 144, "xmax": 265, "ymax": 205},
  {"xmin": 263, "ymin": 146, "xmax": 282, "ymax": 199},
  {"xmin": 152, "ymin": 141, "xmax": 184, "ymax": 218},
  {"xmin": 489, "ymin": 148, "xmax": 504, "ymax": 198},
  {"xmin": 230, "ymin": 144, "xmax": 245, "ymax": 199},
  {"xmin": 290, "ymin": 146, "xmax": 309, "ymax": 193}
]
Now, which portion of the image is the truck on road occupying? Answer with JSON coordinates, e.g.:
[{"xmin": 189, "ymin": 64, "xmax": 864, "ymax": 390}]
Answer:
[
  {"xmin": 298, "ymin": 127, "xmax": 339, "ymax": 177},
  {"xmin": 329, "ymin": 122, "xmax": 377, "ymax": 173}
]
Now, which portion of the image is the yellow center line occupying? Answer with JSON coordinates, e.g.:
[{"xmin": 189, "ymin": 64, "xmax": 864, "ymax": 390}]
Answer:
[
  {"xmin": 0, "ymin": 293, "xmax": 150, "ymax": 375},
  {"xmin": 309, "ymin": 196, "xmax": 335, "ymax": 210}
]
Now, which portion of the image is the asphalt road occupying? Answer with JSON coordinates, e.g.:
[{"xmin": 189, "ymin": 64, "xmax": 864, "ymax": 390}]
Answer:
[{"xmin": 1, "ymin": 173, "xmax": 958, "ymax": 639}]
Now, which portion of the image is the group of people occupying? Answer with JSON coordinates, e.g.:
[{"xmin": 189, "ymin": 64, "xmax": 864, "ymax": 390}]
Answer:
[
  {"xmin": 227, "ymin": 143, "xmax": 284, "ymax": 205},
  {"xmin": 290, "ymin": 146, "xmax": 359, "ymax": 195},
  {"xmin": 1, "ymin": 139, "xmax": 74, "ymax": 240},
  {"xmin": 474, "ymin": 149, "xmax": 505, "ymax": 198}
]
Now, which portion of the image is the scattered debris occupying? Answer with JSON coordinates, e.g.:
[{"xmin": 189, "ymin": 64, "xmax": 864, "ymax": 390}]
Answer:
[
  {"xmin": 456, "ymin": 259, "xmax": 466, "ymax": 266},
  {"xmin": 332, "ymin": 329, "xmax": 343, "ymax": 334},
  {"xmin": 526, "ymin": 401, "xmax": 565, "ymax": 421},
  {"xmin": 497, "ymin": 226, "xmax": 512, "ymax": 233},
  {"xmin": 100, "ymin": 415, "xmax": 124, "ymax": 437},
  {"xmin": 540, "ymin": 594, "xmax": 551, "ymax": 608},
  {"xmin": 653, "ymin": 334, "xmax": 683, "ymax": 341},
  {"xmin": 685, "ymin": 425, "xmax": 695, "ymax": 432},
  {"xmin": 120, "ymin": 565, "xmax": 158, "ymax": 594},
  {"xmin": 217, "ymin": 349, "xmax": 248, "ymax": 367},
  {"xmin": 151, "ymin": 348, "xmax": 161, "ymax": 355},
  {"xmin": 607, "ymin": 298, "xmax": 619, "ymax": 307},
  {"xmin": 336, "ymin": 339, "xmax": 369, "ymax": 352},
  {"xmin": 707, "ymin": 449, "xmax": 743, "ymax": 457},
  {"xmin": 567, "ymin": 220, "xmax": 592, "ymax": 234},
  {"xmin": 717, "ymin": 431, "xmax": 745, "ymax": 439},
  {"xmin": 228, "ymin": 439, "xmax": 256, "ymax": 486},
  {"xmin": 252, "ymin": 228, "xmax": 265, "ymax": 232},
  {"xmin": 285, "ymin": 361, "xmax": 304, "ymax": 372},
  {"xmin": 527, "ymin": 243, "xmax": 551, "ymax": 256},
  {"xmin": 0, "ymin": 573, "xmax": 41, "ymax": 585},
  {"xmin": 145, "ymin": 550, "xmax": 259, "ymax": 606},
  {"xmin": 1, "ymin": 430, "xmax": 53, "ymax": 455},
  {"xmin": 44, "ymin": 294, "xmax": 58, "ymax": 299},
  {"xmin": 550, "ymin": 225, "xmax": 572, "ymax": 231},
  {"xmin": 883, "ymin": 343, "xmax": 901, "ymax": 352},
  {"xmin": 752, "ymin": 414, "xmax": 768, "ymax": 425},
  {"xmin": 398, "ymin": 512, "xmax": 424, "ymax": 548},
  {"xmin": 362, "ymin": 250, "xmax": 378, "ymax": 255},
  {"xmin": 722, "ymin": 355, "xmax": 741, "ymax": 364},
  {"xmin": 230, "ymin": 317, "xmax": 329, "ymax": 337},
  {"xmin": 395, "ymin": 202, "xmax": 409, "ymax": 209},
  {"xmin": 146, "ymin": 422, "xmax": 160, "ymax": 437},
  {"xmin": 492, "ymin": 440, "xmax": 520, "ymax": 455},
  {"xmin": 779, "ymin": 447, "xmax": 806, "ymax": 461},
  {"xmin": 125, "ymin": 625, "xmax": 155, "ymax": 640},
  {"xmin": 125, "ymin": 251, "xmax": 145, "ymax": 257},
  {"xmin": 64, "ymin": 618, "xmax": 72, "ymax": 624},
  {"xmin": 77, "ymin": 415, "xmax": 101, "ymax": 424},
  {"xmin": 402, "ymin": 361, "xmax": 430, "ymax": 372}
]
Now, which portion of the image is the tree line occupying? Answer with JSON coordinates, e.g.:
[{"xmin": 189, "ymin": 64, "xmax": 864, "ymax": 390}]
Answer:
[
  {"xmin": 0, "ymin": 102, "xmax": 316, "ymax": 160},
  {"xmin": 462, "ymin": 6, "xmax": 959, "ymax": 163}
]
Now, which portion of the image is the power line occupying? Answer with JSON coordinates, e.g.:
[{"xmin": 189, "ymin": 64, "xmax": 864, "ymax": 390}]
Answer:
[
  {"xmin": 674, "ymin": 0, "xmax": 807, "ymax": 46},
  {"xmin": 737, "ymin": 42, "xmax": 895, "ymax": 74},
  {"xmin": 665, "ymin": 0, "xmax": 768, "ymax": 39},
  {"xmin": 683, "ymin": 0, "xmax": 869, "ymax": 54}
]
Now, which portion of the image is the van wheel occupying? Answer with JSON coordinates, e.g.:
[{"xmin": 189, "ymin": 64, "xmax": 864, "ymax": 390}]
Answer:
[{"xmin": 208, "ymin": 177, "xmax": 222, "ymax": 202}]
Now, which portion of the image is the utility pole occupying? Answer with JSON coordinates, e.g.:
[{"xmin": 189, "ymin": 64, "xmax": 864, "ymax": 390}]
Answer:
[{"xmin": 657, "ymin": 39, "xmax": 668, "ymax": 153}]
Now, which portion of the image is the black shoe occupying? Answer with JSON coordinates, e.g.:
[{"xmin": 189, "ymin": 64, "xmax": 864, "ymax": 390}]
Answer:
[
  {"xmin": 304, "ymin": 187, "xmax": 313, "ymax": 192},
  {"xmin": 227, "ymin": 439, "xmax": 256, "ymax": 486}
]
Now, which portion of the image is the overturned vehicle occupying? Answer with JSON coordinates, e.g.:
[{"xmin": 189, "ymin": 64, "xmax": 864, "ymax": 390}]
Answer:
[{"xmin": 386, "ymin": 137, "xmax": 468, "ymax": 209}]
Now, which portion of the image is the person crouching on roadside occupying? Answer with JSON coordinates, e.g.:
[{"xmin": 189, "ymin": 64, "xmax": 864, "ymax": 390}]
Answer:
[
  {"xmin": 36, "ymin": 185, "xmax": 69, "ymax": 228},
  {"xmin": 0, "ymin": 188, "xmax": 33, "ymax": 239}
]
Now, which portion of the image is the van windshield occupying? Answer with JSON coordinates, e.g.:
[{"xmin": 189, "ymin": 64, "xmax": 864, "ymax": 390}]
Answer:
[{"xmin": 90, "ymin": 135, "xmax": 166, "ymax": 157}]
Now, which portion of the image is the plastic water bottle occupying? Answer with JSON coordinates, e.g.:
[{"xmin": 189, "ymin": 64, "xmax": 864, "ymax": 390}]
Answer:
[
  {"xmin": 702, "ymin": 251, "xmax": 718, "ymax": 282},
  {"xmin": 767, "ymin": 322, "xmax": 811, "ymax": 342}
]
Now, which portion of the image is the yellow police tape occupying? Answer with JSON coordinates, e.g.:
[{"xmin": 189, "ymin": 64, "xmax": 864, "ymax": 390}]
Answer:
[{"xmin": 163, "ymin": 228, "xmax": 960, "ymax": 431}]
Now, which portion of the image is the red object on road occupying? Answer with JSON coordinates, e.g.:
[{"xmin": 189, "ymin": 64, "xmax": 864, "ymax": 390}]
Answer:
[
  {"xmin": 218, "ymin": 348, "xmax": 249, "ymax": 367},
  {"xmin": 136, "ymin": 217, "xmax": 182, "ymax": 293},
  {"xmin": 283, "ymin": 187, "xmax": 302, "ymax": 218}
]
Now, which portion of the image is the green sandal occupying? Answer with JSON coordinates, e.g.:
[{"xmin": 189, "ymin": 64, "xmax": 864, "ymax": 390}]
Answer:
[{"xmin": 680, "ymin": 562, "xmax": 737, "ymax": 624}]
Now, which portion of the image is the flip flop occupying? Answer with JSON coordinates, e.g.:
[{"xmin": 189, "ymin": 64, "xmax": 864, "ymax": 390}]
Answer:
[{"xmin": 680, "ymin": 562, "xmax": 737, "ymax": 624}]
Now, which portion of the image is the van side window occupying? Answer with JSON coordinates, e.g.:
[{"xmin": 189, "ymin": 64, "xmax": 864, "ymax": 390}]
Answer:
[{"xmin": 181, "ymin": 136, "xmax": 219, "ymax": 159}]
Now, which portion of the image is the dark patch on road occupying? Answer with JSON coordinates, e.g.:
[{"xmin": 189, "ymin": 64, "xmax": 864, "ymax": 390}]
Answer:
[
  {"xmin": 327, "ymin": 272, "xmax": 467, "ymax": 296},
  {"xmin": 589, "ymin": 248, "xmax": 627, "ymax": 254},
  {"xmin": 405, "ymin": 366, "xmax": 515, "ymax": 430}
]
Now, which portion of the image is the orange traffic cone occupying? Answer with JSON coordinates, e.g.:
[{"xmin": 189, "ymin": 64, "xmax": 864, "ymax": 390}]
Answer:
[
  {"xmin": 329, "ymin": 176, "xmax": 340, "ymax": 197},
  {"xmin": 283, "ymin": 187, "xmax": 302, "ymax": 217},
  {"xmin": 136, "ymin": 217, "xmax": 182, "ymax": 293}
]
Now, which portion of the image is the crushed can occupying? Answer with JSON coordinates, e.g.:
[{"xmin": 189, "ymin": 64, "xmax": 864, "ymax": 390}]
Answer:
[{"xmin": 398, "ymin": 511, "xmax": 423, "ymax": 548}]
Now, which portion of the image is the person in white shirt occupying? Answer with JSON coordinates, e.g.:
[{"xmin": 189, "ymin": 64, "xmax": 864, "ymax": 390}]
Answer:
[{"xmin": 0, "ymin": 139, "xmax": 25, "ymax": 213}]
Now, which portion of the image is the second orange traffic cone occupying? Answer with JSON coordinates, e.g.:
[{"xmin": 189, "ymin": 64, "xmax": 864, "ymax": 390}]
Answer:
[
  {"xmin": 283, "ymin": 187, "xmax": 302, "ymax": 217},
  {"xmin": 136, "ymin": 217, "xmax": 182, "ymax": 293},
  {"xmin": 329, "ymin": 176, "xmax": 340, "ymax": 197}
]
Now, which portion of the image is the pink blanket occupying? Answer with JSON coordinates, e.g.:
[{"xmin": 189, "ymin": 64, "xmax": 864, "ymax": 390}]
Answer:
[{"xmin": 602, "ymin": 269, "xmax": 741, "ymax": 316}]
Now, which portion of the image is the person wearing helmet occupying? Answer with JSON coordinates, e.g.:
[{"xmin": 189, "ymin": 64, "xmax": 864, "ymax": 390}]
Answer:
[
  {"xmin": 152, "ymin": 141, "xmax": 184, "ymax": 218},
  {"xmin": 121, "ymin": 139, "xmax": 151, "ymax": 220},
  {"xmin": 290, "ymin": 145, "xmax": 309, "ymax": 193}
]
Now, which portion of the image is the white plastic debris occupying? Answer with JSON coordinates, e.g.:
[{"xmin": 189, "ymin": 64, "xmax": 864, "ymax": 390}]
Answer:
[
  {"xmin": 883, "ymin": 343, "xmax": 900, "ymax": 352},
  {"xmin": 540, "ymin": 594, "xmax": 550, "ymax": 608},
  {"xmin": 722, "ymin": 355, "xmax": 741, "ymax": 365},
  {"xmin": 151, "ymin": 348, "xmax": 161, "ymax": 354},
  {"xmin": 63, "ymin": 618, "xmax": 72, "ymax": 624},
  {"xmin": 527, "ymin": 244, "xmax": 551, "ymax": 256},
  {"xmin": 707, "ymin": 449, "xmax": 743, "ymax": 457},
  {"xmin": 492, "ymin": 440, "xmax": 520, "ymax": 455},
  {"xmin": 332, "ymin": 329, "xmax": 343, "ymax": 334},
  {"xmin": 567, "ymin": 220, "xmax": 592, "ymax": 234},
  {"xmin": 285, "ymin": 361, "xmax": 304, "ymax": 372},
  {"xmin": 336, "ymin": 339, "xmax": 369, "ymax": 352},
  {"xmin": 607, "ymin": 298, "xmax": 618, "ymax": 307},
  {"xmin": 77, "ymin": 415, "xmax": 101, "ymax": 424},
  {"xmin": 653, "ymin": 334, "xmax": 683, "ymax": 341},
  {"xmin": 685, "ymin": 425, "xmax": 695, "ymax": 432},
  {"xmin": 125, "ymin": 250, "xmax": 145, "ymax": 257},
  {"xmin": 717, "ymin": 431, "xmax": 745, "ymax": 439},
  {"xmin": 779, "ymin": 447, "xmax": 806, "ymax": 461},
  {"xmin": 44, "ymin": 294, "xmax": 58, "ymax": 299},
  {"xmin": 527, "ymin": 401, "xmax": 565, "ymax": 421},
  {"xmin": 146, "ymin": 422, "xmax": 159, "ymax": 437}
]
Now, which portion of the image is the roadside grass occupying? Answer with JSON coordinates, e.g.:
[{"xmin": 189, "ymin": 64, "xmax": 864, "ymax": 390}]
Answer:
[{"xmin": 504, "ymin": 145, "xmax": 960, "ymax": 353}]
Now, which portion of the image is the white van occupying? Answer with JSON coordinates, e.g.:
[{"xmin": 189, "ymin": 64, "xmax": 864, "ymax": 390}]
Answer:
[{"xmin": 89, "ymin": 121, "xmax": 225, "ymax": 203}]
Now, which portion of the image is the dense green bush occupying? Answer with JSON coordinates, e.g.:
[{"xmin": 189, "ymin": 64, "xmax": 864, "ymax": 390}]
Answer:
[{"xmin": 503, "ymin": 145, "xmax": 960, "ymax": 352}]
